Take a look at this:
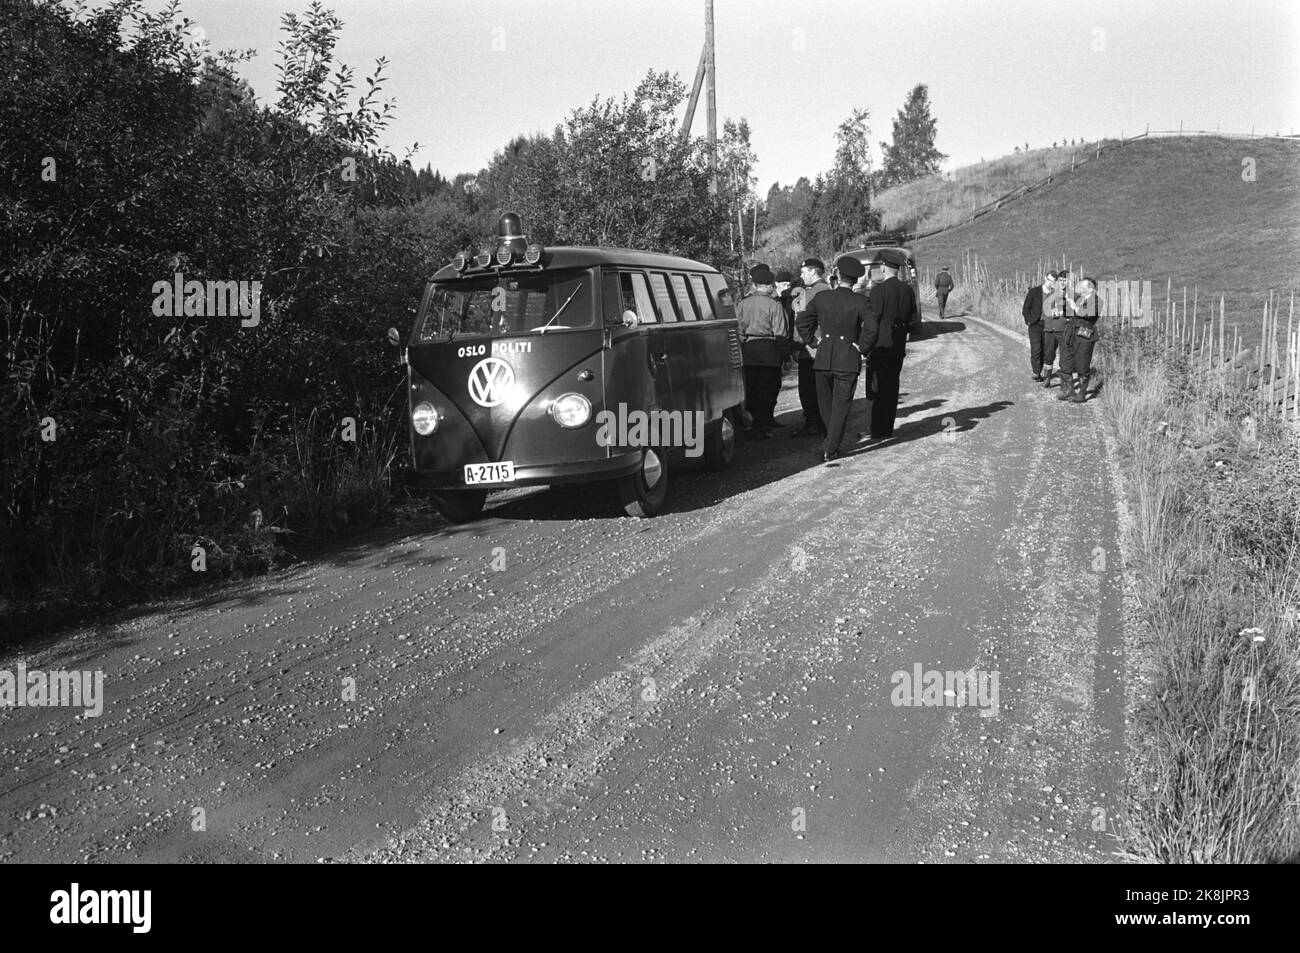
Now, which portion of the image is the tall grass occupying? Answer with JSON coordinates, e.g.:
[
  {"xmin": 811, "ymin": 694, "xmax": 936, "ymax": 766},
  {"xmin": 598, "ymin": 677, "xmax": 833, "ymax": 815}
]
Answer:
[
  {"xmin": 962, "ymin": 260, "xmax": 1300, "ymax": 862},
  {"xmin": 279, "ymin": 408, "xmax": 402, "ymax": 539}
]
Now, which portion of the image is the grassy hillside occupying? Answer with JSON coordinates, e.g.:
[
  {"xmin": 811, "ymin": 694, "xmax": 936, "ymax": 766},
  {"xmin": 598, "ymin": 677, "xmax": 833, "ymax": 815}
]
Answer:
[
  {"xmin": 875, "ymin": 142, "xmax": 1107, "ymax": 236},
  {"xmin": 913, "ymin": 136, "xmax": 1300, "ymax": 337}
]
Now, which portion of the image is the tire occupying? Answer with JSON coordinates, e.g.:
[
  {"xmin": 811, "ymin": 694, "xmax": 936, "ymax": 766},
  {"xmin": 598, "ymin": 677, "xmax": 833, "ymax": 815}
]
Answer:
[
  {"xmin": 617, "ymin": 447, "xmax": 668, "ymax": 517},
  {"xmin": 431, "ymin": 489, "xmax": 487, "ymax": 523},
  {"xmin": 702, "ymin": 409, "xmax": 737, "ymax": 471}
]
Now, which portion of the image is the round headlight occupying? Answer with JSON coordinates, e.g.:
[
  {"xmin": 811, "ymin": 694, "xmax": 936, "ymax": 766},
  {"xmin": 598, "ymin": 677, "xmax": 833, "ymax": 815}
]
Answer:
[
  {"xmin": 412, "ymin": 402, "xmax": 439, "ymax": 436},
  {"xmin": 452, "ymin": 252, "xmax": 468, "ymax": 272},
  {"xmin": 475, "ymin": 246, "xmax": 493, "ymax": 268},
  {"xmin": 548, "ymin": 393, "xmax": 592, "ymax": 429},
  {"xmin": 496, "ymin": 244, "xmax": 513, "ymax": 266},
  {"xmin": 524, "ymin": 242, "xmax": 543, "ymax": 265}
]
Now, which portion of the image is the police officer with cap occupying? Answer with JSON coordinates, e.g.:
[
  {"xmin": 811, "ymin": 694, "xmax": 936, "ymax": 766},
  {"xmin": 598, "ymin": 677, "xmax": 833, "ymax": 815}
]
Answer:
[
  {"xmin": 796, "ymin": 255, "xmax": 870, "ymax": 461},
  {"xmin": 861, "ymin": 249, "xmax": 916, "ymax": 440},
  {"xmin": 934, "ymin": 266, "xmax": 954, "ymax": 319}
]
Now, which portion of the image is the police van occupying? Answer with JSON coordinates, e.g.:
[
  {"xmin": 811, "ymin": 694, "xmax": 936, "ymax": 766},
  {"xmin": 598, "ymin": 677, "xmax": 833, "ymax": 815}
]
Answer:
[
  {"xmin": 840, "ymin": 243, "xmax": 925, "ymax": 337},
  {"xmin": 390, "ymin": 214, "xmax": 746, "ymax": 522}
]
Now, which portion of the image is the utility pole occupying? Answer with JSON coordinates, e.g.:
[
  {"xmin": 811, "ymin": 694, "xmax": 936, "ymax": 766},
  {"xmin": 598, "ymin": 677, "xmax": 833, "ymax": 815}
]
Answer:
[{"xmin": 705, "ymin": 0, "xmax": 717, "ymax": 193}]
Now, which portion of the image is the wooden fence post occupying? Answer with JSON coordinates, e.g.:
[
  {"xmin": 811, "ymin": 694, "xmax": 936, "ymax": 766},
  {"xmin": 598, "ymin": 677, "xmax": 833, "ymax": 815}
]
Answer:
[{"xmin": 1286, "ymin": 293, "xmax": 1295, "ymax": 417}]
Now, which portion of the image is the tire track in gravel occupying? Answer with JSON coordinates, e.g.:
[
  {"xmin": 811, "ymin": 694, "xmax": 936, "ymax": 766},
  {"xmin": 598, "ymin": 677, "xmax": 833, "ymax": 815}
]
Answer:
[
  {"xmin": 356, "ymin": 316, "xmax": 1123, "ymax": 863},
  {"xmin": 0, "ymin": 315, "xmax": 1125, "ymax": 864}
]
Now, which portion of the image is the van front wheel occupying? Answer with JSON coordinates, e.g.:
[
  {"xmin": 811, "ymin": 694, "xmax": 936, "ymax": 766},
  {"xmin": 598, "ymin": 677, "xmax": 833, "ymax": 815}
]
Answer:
[
  {"xmin": 702, "ymin": 411, "xmax": 737, "ymax": 471},
  {"xmin": 617, "ymin": 448, "xmax": 667, "ymax": 517},
  {"xmin": 431, "ymin": 489, "xmax": 487, "ymax": 523}
]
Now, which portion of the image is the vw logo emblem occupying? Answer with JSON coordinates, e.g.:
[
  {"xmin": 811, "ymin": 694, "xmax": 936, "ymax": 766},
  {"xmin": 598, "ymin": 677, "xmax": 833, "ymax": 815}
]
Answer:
[{"xmin": 468, "ymin": 357, "xmax": 516, "ymax": 408}]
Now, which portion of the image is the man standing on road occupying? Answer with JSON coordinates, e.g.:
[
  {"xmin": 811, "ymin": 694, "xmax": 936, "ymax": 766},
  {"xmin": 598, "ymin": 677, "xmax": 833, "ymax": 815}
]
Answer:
[
  {"xmin": 736, "ymin": 264, "xmax": 789, "ymax": 439},
  {"xmin": 1042, "ymin": 271, "xmax": 1070, "ymax": 388},
  {"xmin": 791, "ymin": 258, "xmax": 830, "ymax": 438},
  {"xmin": 796, "ymin": 255, "xmax": 870, "ymax": 461},
  {"xmin": 934, "ymin": 266, "xmax": 954, "ymax": 319},
  {"xmin": 1034, "ymin": 269, "xmax": 1066, "ymax": 384},
  {"xmin": 1058, "ymin": 276, "xmax": 1102, "ymax": 402},
  {"xmin": 861, "ymin": 249, "xmax": 915, "ymax": 440},
  {"xmin": 1021, "ymin": 271, "xmax": 1055, "ymax": 381}
]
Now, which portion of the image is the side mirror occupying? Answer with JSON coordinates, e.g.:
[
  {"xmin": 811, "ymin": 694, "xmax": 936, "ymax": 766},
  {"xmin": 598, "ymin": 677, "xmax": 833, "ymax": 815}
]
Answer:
[{"xmin": 387, "ymin": 327, "xmax": 401, "ymax": 347}]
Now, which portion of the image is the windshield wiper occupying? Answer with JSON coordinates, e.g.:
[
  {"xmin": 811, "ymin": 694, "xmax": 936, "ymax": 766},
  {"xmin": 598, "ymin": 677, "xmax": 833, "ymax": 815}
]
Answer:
[{"xmin": 536, "ymin": 285, "xmax": 583, "ymax": 333}]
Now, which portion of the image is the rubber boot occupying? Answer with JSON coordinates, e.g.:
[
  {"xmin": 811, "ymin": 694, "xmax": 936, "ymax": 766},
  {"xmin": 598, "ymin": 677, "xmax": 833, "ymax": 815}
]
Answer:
[
  {"xmin": 1043, "ymin": 366, "xmax": 1054, "ymax": 388},
  {"xmin": 1056, "ymin": 376, "xmax": 1076, "ymax": 401},
  {"xmin": 1070, "ymin": 374, "xmax": 1089, "ymax": 402}
]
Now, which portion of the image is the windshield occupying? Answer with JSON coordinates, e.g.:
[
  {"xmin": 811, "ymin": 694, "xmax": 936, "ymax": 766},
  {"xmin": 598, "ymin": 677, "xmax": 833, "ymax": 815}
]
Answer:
[{"xmin": 414, "ymin": 268, "xmax": 596, "ymax": 342}]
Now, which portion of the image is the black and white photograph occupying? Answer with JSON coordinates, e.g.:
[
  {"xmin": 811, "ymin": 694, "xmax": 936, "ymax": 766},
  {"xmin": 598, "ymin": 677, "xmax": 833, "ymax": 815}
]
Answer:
[{"xmin": 1, "ymin": 0, "xmax": 1297, "ymax": 916}]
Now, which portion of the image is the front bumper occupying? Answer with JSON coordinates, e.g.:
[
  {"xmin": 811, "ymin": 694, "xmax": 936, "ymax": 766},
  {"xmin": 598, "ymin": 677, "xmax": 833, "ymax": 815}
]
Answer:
[{"xmin": 406, "ymin": 450, "xmax": 644, "ymax": 491}]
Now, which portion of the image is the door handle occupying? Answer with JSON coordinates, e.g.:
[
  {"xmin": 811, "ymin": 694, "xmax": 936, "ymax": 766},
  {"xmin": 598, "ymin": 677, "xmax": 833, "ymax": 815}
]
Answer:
[{"xmin": 655, "ymin": 352, "xmax": 668, "ymax": 363}]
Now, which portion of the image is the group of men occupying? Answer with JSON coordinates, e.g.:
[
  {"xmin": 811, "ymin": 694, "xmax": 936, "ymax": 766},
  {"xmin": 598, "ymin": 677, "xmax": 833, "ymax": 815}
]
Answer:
[
  {"xmin": 1021, "ymin": 269, "xmax": 1102, "ymax": 402},
  {"xmin": 734, "ymin": 251, "xmax": 918, "ymax": 462}
]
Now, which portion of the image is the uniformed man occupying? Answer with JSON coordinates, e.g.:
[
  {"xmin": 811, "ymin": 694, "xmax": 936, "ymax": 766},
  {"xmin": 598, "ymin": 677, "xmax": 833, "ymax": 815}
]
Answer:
[
  {"xmin": 796, "ymin": 255, "xmax": 870, "ymax": 461},
  {"xmin": 735, "ymin": 264, "xmax": 789, "ymax": 438},
  {"xmin": 791, "ymin": 258, "xmax": 830, "ymax": 437},
  {"xmin": 934, "ymin": 266, "xmax": 954, "ymax": 318},
  {"xmin": 861, "ymin": 249, "xmax": 915, "ymax": 440},
  {"xmin": 1058, "ymin": 275, "xmax": 1102, "ymax": 402}
]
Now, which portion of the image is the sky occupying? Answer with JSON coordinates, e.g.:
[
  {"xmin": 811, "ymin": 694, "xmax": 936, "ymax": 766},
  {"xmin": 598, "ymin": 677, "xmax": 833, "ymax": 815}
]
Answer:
[{"xmin": 146, "ymin": 0, "xmax": 1300, "ymax": 190}]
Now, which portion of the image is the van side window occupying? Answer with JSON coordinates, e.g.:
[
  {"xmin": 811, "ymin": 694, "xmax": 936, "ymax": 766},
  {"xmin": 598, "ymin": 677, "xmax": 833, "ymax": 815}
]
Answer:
[
  {"xmin": 688, "ymin": 275, "xmax": 715, "ymax": 319},
  {"xmin": 669, "ymin": 274, "xmax": 698, "ymax": 321},
  {"xmin": 706, "ymin": 275, "xmax": 737, "ymax": 321},
  {"xmin": 619, "ymin": 271, "xmax": 658, "ymax": 324},
  {"xmin": 648, "ymin": 272, "xmax": 680, "ymax": 322}
]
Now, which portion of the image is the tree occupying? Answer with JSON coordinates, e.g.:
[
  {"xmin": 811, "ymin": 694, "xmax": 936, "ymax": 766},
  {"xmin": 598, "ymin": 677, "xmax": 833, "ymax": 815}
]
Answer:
[
  {"xmin": 499, "ymin": 71, "xmax": 727, "ymax": 266},
  {"xmin": 0, "ymin": 0, "xmax": 436, "ymax": 600},
  {"xmin": 878, "ymin": 84, "xmax": 946, "ymax": 189},
  {"xmin": 761, "ymin": 177, "xmax": 814, "ymax": 229},
  {"xmin": 800, "ymin": 108, "xmax": 880, "ymax": 253},
  {"xmin": 720, "ymin": 117, "xmax": 758, "ymax": 256}
]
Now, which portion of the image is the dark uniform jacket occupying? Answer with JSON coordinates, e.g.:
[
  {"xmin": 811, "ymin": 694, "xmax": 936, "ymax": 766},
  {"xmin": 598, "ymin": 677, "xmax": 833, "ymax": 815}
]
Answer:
[
  {"xmin": 796, "ymin": 286, "xmax": 869, "ymax": 373},
  {"xmin": 863, "ymin": 276, "xmax": 916, "ymax": 352},
  {"xmin": 935, "ymin": 272, "xmax": 954, "ymax": 293},
  {"xmin": 1022, "ymin": 285, "xmax": 1046, "ymax": 325}
]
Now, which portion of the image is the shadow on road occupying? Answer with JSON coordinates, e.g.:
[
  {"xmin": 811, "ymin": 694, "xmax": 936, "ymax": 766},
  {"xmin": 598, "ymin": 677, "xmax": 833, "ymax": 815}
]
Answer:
[
  {"xmin": 835, "ymin": 400, "xmax": 1016, "ymax": 460},
  {"xmin": 913, "ymin": 319, "xmax": 968, "ymax": 338},
  {"xmin": 486, "ymin": 397, "xmax": 1015, "ymax": 521}
]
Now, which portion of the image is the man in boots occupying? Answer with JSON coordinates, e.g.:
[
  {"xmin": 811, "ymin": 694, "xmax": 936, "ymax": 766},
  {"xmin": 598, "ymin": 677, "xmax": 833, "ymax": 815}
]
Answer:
[{"xmin": 1060, "ymin": 276, "xmax": 1102, "ymax": 402}]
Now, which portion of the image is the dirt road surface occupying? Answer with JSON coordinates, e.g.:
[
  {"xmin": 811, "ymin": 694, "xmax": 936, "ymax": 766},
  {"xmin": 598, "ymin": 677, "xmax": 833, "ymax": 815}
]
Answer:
[{"xmin": 0, "ymin": 311, "xmax": 1129, "ymax": 863}]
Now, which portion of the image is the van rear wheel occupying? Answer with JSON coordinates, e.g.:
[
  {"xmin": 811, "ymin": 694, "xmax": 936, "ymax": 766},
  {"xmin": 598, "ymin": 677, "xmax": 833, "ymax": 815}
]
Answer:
[
  {"xmin": 431, "ymin": 489, "xmax": 487, "ymax": 523},
  {"xmin": 617, "ymin": 448, "xmax": 667, "ymax": 517},
  {"xmin": 702, "ymin": 410, "xmax": 737, "ymax": 471}
]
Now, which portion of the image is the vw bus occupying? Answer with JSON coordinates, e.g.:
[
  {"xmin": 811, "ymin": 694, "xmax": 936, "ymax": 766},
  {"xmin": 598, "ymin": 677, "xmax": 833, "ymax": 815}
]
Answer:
[
  {"xmin": 391, "ymin": 214, "xmax": 746, "ymax": 522},
  {"xmin": 841, "ymin": 243, "xmax": 925, "ymax": 338}
]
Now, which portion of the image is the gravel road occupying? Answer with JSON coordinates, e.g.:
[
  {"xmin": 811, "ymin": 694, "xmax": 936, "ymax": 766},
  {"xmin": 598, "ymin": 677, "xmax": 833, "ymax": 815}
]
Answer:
[{"xmin": 0, "ymin": 310, "xmax": 1128, "ymax": 863}]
